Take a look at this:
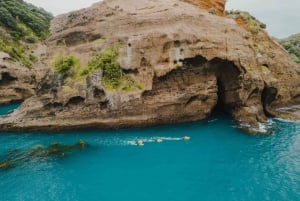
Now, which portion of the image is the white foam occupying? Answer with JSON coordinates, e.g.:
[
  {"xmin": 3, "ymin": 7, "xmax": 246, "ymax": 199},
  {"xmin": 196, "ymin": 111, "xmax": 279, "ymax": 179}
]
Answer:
[
  {"xmin": 236, "ymin": 119, "xmax": 274, "ymax": 134},
  {"xmin": 160, "ymin": 137, "xmax": 182, "ymax": 141},
  {"xmin": 276, "ymin": 105, "xmax": 300, "ymax": 112},
  {"xmin": 274, "ymin": 118, "xmax": 300, "ymax": 123},
  {"xmin": 208, "ymin": 118, "xmax": 218, "ymax": 123},
  {"xmin": 124, "ymin": 136, "xmax": 184, "ymax": 146}
]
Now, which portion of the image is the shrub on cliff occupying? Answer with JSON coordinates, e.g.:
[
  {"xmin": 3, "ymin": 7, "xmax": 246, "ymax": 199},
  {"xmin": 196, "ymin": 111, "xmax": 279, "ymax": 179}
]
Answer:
[
  {"xmin": 52, "ymin": 55, "xmax": 79, "ymax": 75},
  {"xmin": 0, "ymin": 0, "xmax": 52, "ymax": 67},
  {"xmin": 280, "ymin": 33, "xmax": 300, "ymax": 64},
  {"xmin": 53, "ymin": 44, "xmax": 142, "ymax": 91},
  {"xmin": 0, "ymin": 0, "xmax": 52, "ymax": 39},
  {"xmin": 87, "ymin": 45, "xmax": 123, "ymax": 88},
  {"xmin": 226, "ymin": 10, "xmax": 266, "ymax": 35}
]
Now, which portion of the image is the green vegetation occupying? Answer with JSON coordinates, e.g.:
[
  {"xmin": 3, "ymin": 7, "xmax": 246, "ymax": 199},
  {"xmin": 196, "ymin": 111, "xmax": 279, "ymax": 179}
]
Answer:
[
  {"xmin": 121, "ymin": 74, "xmax": 143, "ymax": 92},
  {"xmin": 52, "ymin": 44, "xmax": 143, "ymax": 91},
  {"xmin": 260, "ymin": 65, "xmax": 269, "ymax": 72},
  {"xmin": 0, "ymin": 0, "xmax": 52, "ymax": 39},
  {"xmin": 52, "ymin": 55, "xmax": 79, "ymax": 74},
  {"xmin": 0, "ymin": 0, "xmax": 52, "ymax": 67},
  {"xmin": 280, "ymin": 33, "xmax": 300, "ymax": 64},
  {"xmin": 226, "ymin": 10, "xmax": 266, "ymax": 35},
  {"xmin": 86, "ymin": 45, "xmax": 123, "ymax": 88},
  {"xmin": 0, "ymin": 37, "xmax": 31, "ymax": 67},
  {"xmin": 246, "ymin": 66, "xmax": 253, "ymax": 71}
]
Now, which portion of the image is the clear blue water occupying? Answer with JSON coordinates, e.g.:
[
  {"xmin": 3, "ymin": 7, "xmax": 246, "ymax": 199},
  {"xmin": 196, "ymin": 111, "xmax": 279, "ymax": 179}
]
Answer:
[
  {"xmin": 0, "ymin": 103, "xmax": 21, "ymax": 116},
  {"xmin": 0, "ymin": 104, "xmax": 300, "ymax": 201}
]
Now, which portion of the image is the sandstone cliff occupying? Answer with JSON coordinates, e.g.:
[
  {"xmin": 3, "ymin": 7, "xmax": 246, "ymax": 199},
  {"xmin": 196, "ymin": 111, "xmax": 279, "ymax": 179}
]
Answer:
[
  {"xmin": 0, "ymin": 0, "xmax": 300, "ymax": 133},
  {"xmin": 182, "ymin": 0, "xmax": 225, "ymax": 16},
  {"xmin": 0, "ymin": 52, "xmax": 35, "ymax": 104}
]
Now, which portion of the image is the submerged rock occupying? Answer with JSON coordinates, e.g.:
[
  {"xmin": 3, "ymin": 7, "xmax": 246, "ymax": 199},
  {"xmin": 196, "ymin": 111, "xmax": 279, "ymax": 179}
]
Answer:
[
  {"xmin": 0, "ymin": 140, "xmax": 88, "ymax": 170},
  {"xmin": 0, "ymin": 0, "xmax": 300, "ymax": 133}
]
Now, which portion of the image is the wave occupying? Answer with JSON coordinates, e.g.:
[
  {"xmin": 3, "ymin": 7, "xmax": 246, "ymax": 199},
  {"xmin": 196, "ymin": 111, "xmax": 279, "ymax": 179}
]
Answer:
[
  {"xmin": 235, "ymin": 119, "xmax": 275, "ymax": 134},
  {"xmin": 275, "ymin": 105, "xmax": 300, "ymax": 112},
  {"xmin": 273, "ymin": 118, "xmax": 300, "ymax": 123},
  {"xmin": 125, "ymin": 137, "xmax": 184, "ymax": 146}
]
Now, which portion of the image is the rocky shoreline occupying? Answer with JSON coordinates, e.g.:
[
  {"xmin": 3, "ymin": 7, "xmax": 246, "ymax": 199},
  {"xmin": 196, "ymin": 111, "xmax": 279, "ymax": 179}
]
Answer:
[{"xmin": 1, "ymin": 0, "xmax": 300, "ymax": 133}]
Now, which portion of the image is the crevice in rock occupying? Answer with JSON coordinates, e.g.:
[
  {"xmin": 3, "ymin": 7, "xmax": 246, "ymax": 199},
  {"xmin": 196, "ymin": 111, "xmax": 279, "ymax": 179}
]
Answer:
[
  {"xmin": 211, "ymin": 78, "xmax": 227, "ymax": 115},
  {"xmin": 185, "ymin": 95, "xmax": 200, "ymax": 106},
  {"xmin": 122, "ymin": 68, "xmax": 139, "ymax": 74},
  {"xmin": 140, "ymin": 57, "xmax": 151, "ymax": 67},
  {"xmin": 93, "ymin": 88, "xmax": 105, "ymax": 98},
  {"xmin": 100, "ymin": 100, "xmax": 109, "ymax": 110},
  {"xmin": 66, "ymin": 96, "xmax": 85, "ymax": 106},
  {"xmin": 44, "ymin": 102, "xmax": 63, "ymax": 111},
  {"xmin": 142, "ymin": 56, "xmax": 207, "ymax": 100},
  {"xmin": 261, "ymin": 85, "xmax": 277, "ymax": 116},
  {"xmin": 62, "ymin": 32, "xmax": 103, "ymax": 46},
  {"xmin": 37, "ymin": 73, "xmax": 64, "ymax": 95},
  {"xmin": 292, "ymin": 94, "xmax": 300, "ymax": 103},
  {"xmin": 182, "ymin": 55, "xmax": 207, "ymax": 67},
  {"xmin": 248, "ymin": 87, "xmax": 260, "ymax": 100},
  {"xmin": 0, "ymin": 72, "xmax": 17, "ymax": 85}
]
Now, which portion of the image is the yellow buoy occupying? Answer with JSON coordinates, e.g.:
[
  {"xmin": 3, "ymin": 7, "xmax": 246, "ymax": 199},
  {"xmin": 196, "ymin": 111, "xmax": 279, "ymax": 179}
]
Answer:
[{"xmin": 182, "ymin": 136, "xmax": 190, "ymax": 141}]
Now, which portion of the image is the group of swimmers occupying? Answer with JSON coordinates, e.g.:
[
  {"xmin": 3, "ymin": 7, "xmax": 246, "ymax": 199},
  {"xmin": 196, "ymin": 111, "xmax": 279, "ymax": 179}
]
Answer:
[{"xmin": 128, "ymin": 136, "xmax": 190, "ymax": 146}]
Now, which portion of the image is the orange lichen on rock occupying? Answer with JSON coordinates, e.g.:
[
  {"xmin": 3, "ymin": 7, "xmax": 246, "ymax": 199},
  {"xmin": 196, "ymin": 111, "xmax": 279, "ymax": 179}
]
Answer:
[
  {"xmin": 235, "ymin": 17, "xmax": 249, "ymax": 31},
  {"xmin": 181, "ymin": 0, "xmax": 225, "ymax": 16}
]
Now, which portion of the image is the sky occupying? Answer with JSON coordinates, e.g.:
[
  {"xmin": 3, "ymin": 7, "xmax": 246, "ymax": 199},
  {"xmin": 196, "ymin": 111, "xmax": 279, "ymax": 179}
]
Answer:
[{"xmin": 25, "ymin": 0, "xmax": 300, "ymax": 39}]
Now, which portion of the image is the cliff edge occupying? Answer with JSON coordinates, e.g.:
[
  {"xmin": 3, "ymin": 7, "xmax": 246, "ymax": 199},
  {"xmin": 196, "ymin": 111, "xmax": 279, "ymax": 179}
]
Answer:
[{"xmin": 1, "ymin": 0, "xmax": 300, "ymax": 133}]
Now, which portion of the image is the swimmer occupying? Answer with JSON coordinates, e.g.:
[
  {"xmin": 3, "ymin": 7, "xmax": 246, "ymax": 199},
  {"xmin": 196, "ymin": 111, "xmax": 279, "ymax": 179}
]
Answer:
[
  {"xmin": 182, "ymin": 136, "xmax": 190, "ymax": 140},
  {"xmin": 137, "ymin": 140, "xmax": 144, "ymax": 146},
  {"xmin": 156, "ymin": 138, "xmax": 163, "ymax": 143}
]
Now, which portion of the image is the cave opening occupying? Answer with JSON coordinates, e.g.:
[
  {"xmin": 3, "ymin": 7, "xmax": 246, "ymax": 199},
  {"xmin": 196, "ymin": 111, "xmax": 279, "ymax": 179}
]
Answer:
[
  {"xmin": 209, "ymin": 58, "xmax": 241, "ymax": 117},
  {"xmin": 261, "ymin": 86, "xmax": 277, "ymax": 117},
  {"xmin": 211, "ymin": 78, "xmax": 227, "ymax": 115},
  {"xmin": 66, "ymin": 96, "xmax": 85, "ymax": 107},
  {"xmin": 0, "ymin": 72, "xmax": 17, "ymax": 85}
]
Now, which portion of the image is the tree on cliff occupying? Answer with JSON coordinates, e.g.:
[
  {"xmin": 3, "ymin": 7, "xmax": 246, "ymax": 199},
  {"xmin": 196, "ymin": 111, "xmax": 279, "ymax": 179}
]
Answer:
[
  {"xmin": 280, "ymin": 33, "xmax": 300, "ymax": 64},
  {"xmin": 0, "ymin": 0, "xmax": 53, "ymax": 67},
  {"xmin": 0, "ymin": 0, "xmax": 53, "ymax": 39}
]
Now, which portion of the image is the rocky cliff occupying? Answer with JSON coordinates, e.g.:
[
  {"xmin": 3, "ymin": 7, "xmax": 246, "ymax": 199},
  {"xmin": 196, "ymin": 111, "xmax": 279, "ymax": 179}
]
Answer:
[
  {"xmin": 0, "ymin": 0, "xmax": 52, "ymax": 104},
  {"xmin": 1, "ymin": 0, "xmax": 300, "ymax": 133},
  {"xmin": 182, "ymin": 0, "xmax": 225, "ymax": 16}
]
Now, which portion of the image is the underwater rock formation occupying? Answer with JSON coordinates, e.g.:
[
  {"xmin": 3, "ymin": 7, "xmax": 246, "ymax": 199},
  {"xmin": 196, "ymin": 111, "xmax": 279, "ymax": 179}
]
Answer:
[{"xmin": 0, "ymin": 140, "xmax": 87, "ymax": 170}]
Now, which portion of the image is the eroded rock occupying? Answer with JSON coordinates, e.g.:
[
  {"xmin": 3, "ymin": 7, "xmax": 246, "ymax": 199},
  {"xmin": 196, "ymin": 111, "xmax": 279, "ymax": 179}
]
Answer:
[{"xmin": 0, "ymin": 0, "xmax": 300, "ymax": 133}]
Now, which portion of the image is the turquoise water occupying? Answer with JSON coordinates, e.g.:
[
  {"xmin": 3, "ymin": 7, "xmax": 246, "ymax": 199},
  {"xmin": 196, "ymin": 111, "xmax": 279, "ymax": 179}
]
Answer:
[
  {"xmin": 0, "ymin": 103, "xmax": 21, "ymax": 116},
  {"xmin": 0, "ymin": 105, "xmax": 300, "ymax": 201}
]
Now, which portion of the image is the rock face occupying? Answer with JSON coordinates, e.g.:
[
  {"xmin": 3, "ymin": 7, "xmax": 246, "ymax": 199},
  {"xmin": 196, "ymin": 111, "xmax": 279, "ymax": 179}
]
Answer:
[
  {"xmin": 182, "ymin": 0, "xmax": 225, "ymax": 16},
  {"xmin": 1, "ymin": 0, "xmax": 300, "ymax": 132},
  {"xmin": 0, "ymin": 52, "xmax": 35, "ymax": 104},
  {"xmin": 0, "ymin": 44, "xmax": 48, "ymax": 105}
]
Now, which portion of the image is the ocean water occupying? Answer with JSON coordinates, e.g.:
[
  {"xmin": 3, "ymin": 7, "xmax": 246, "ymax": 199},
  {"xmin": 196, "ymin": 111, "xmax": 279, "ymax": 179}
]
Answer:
[
  {"xmin": 0, "ymin": 103, "xmax": 21, "ymax": 116},
  {"xmin": 0, "ymin": 105, "xmax": 300, "ymax": 201}
]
